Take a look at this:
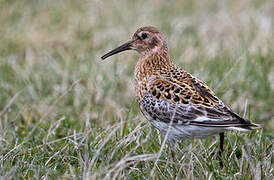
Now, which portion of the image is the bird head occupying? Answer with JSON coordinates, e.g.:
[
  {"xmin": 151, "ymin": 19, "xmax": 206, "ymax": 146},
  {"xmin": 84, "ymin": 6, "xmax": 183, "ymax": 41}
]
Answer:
[{"xmin": 101, "ymin": 26, "xmax": 168, "ymax": 60}]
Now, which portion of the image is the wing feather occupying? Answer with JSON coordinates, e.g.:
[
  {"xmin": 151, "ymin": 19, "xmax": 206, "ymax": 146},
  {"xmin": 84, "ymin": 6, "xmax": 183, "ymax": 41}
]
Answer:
[{"xmin": 141, "ymin": 77, "xmax": 257, "ymax": 130}]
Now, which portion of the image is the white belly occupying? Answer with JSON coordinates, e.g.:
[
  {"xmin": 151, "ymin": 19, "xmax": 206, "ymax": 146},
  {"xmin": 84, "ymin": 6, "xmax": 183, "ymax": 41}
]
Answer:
[{"xmin": 150, "ymin": 120, "xmax": 224, "ymax": 139}]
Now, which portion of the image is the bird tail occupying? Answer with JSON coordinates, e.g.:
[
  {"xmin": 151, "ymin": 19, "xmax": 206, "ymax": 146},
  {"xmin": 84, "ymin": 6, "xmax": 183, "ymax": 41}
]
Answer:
[
  {"xmin": 189, "ymin": 111, "xmax": 262, "ymax": 132},
  {"xmin": 226, "ymin": 110, "xmax": 262, "ymax": 132},
  {"xmin": 226, "ymin": 122, "xmax": 261, "ymax": 132}
]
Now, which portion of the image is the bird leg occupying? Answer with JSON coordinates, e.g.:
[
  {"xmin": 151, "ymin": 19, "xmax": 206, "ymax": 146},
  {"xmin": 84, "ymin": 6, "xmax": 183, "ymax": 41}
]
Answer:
[
  {"xmin": 171, "ymin": 149, "xmax": 176, "ymax": 162},
  {"xmin": 219, "ymin": 132, "xmax": 225, "ymax": 168}
]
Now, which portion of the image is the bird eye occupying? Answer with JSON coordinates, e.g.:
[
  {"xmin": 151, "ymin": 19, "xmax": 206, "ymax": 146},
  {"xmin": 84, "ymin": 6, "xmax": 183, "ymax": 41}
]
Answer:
[{"xmin": 141, "ymin": 33, "xmax": 148, "ymax": 39}]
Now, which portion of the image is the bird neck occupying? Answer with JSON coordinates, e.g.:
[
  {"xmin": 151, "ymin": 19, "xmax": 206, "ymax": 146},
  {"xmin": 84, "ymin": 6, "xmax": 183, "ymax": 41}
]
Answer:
[{"xmin": 135, "ymin": 50, "xmax": 172, "ymax": 81}]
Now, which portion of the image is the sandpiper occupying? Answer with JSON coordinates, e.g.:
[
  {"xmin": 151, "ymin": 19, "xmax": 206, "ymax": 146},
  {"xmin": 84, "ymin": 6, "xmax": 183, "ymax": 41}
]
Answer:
[{"xmin": 101, "ymin": 26, "xmax": 259, "ymax": 159}]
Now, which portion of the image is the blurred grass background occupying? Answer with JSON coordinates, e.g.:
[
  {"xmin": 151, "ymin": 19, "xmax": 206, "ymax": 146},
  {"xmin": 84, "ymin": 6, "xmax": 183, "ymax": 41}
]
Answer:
[{"xmin": 0, "ymin": 0, "xmax": 273, "ymax": 179}]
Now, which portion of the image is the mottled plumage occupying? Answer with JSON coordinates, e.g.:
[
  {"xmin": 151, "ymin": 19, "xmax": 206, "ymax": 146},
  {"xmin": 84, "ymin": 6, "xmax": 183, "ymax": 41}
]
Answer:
[{"xmin": 101, "ymin": 26, "xmax": 259, "ymax": 150}]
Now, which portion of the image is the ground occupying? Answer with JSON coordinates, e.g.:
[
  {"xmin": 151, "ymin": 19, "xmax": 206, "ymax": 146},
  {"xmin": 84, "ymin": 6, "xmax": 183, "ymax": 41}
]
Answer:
[{"xmin": 0, "ymin": 0, "xmax": 273, "ymax": 179}]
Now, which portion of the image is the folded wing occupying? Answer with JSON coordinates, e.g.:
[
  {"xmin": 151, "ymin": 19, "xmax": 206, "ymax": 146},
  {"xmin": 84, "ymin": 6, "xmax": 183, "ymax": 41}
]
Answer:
[{"xmin": 141, "ymin": 77, "xmax": 258, "ymax": 131}]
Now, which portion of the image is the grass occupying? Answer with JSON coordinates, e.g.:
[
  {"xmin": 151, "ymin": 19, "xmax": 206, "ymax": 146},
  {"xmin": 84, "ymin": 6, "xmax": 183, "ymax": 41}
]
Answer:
[{"xmin": 0, "ymin": 0, "xmax": 273, "ymax": 179}]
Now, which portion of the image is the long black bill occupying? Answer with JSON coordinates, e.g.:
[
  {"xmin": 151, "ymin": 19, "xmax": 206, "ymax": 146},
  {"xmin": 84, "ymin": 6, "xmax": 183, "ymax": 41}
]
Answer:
[{"xmin": 101, "ymin": 41, "xmax": 132, "ymax": 60}]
